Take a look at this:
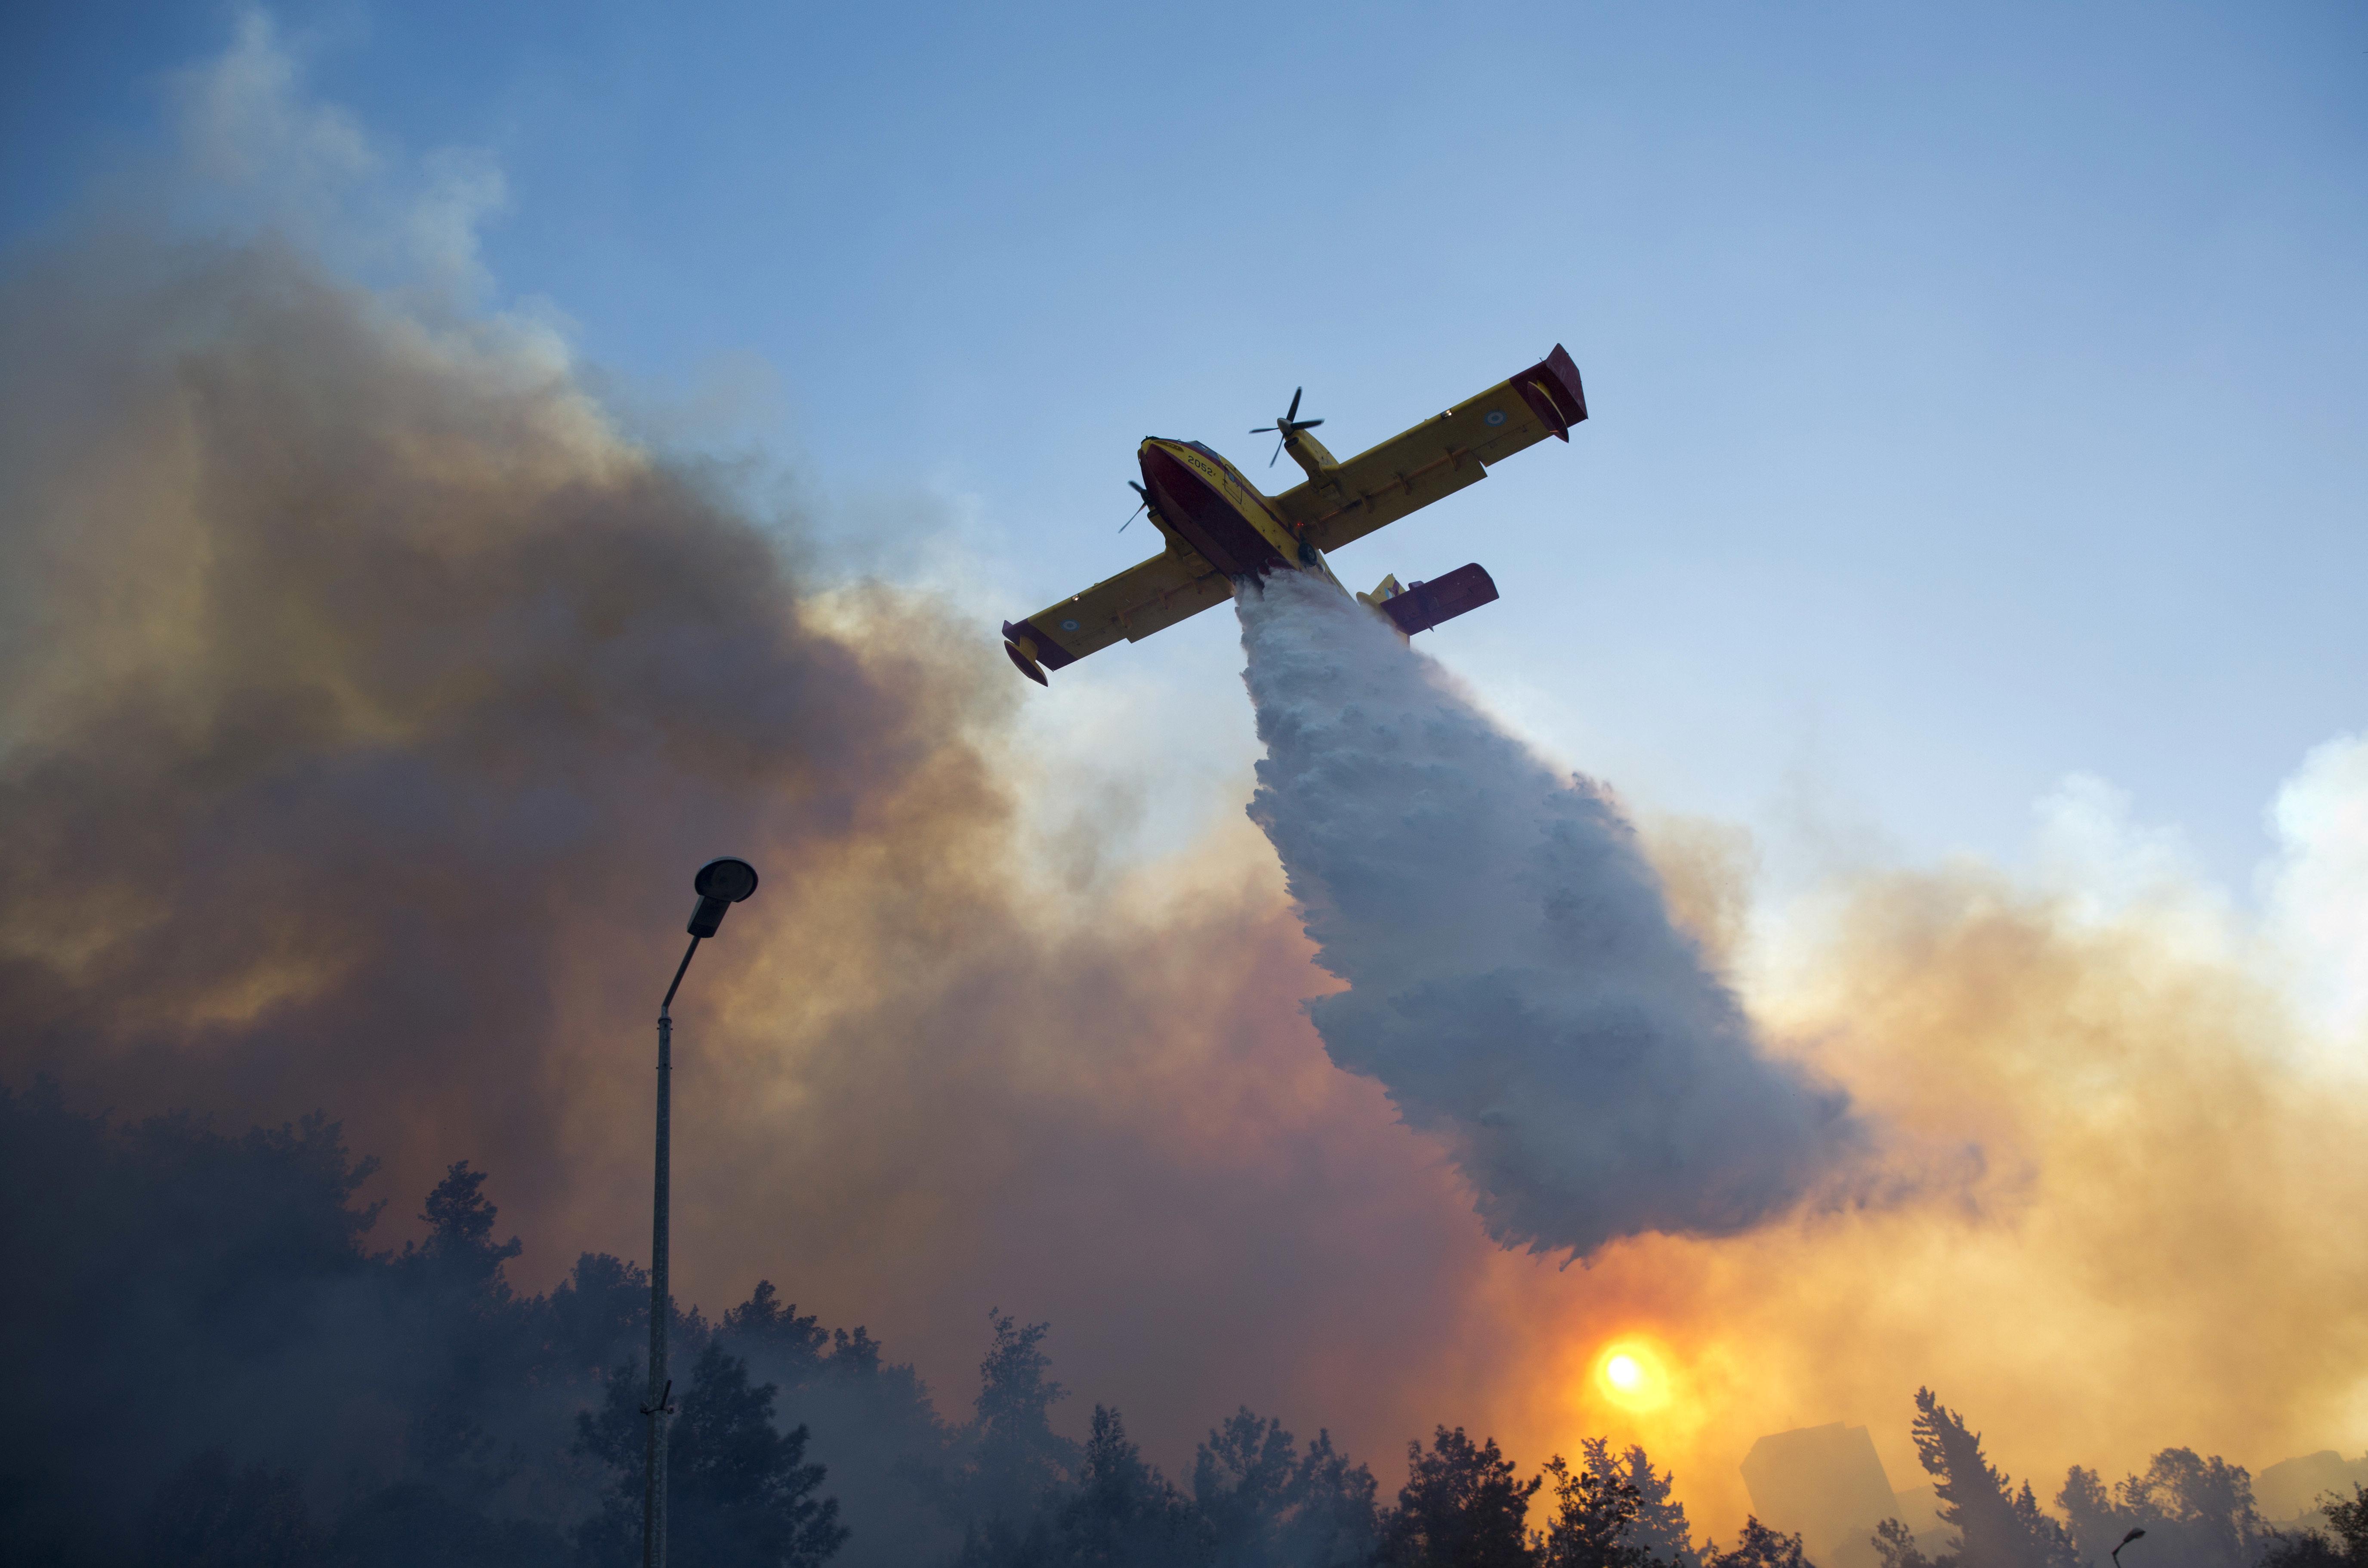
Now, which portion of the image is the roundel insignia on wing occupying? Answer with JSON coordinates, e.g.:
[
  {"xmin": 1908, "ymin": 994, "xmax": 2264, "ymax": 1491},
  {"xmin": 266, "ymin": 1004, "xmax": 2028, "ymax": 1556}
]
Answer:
[
  {"xmin": 1060, "ymin": 619, "xmax": 1081, "ymax": 631},
  {"xmin": 1483, "ymin": 409, "xmax": 1507, "ymax": 426}
]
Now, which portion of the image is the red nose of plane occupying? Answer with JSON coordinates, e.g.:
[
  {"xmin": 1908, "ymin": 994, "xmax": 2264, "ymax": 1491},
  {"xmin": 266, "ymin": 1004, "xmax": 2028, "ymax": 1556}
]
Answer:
[
  {"xmin": 1136, "ymin": 443, "xmax": 1281, "ymax": 578},
  {"xmin": 1135, "ymin": 444, "xmax": 1199, "ymax": 522}
]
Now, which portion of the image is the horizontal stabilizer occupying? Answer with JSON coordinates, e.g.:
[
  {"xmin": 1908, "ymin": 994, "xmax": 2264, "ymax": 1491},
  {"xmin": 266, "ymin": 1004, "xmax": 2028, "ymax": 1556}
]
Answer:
[{"xmin": 1379, "ymin": 563, "xmax": 1498, "ymax": 636}]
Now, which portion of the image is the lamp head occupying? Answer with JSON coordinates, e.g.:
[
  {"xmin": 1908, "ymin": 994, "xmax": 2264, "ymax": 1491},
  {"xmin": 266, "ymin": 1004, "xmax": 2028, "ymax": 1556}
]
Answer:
[{"xmin": 688, "ymin": 857, "xmax": 759, "ymax": 938}]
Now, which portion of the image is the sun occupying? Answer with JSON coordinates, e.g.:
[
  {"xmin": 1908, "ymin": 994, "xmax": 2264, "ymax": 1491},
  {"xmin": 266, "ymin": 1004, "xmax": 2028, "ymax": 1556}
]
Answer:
[{"xmin": 1591, "ymin": 1338, "xmax": 1673, "ymax": 1413}]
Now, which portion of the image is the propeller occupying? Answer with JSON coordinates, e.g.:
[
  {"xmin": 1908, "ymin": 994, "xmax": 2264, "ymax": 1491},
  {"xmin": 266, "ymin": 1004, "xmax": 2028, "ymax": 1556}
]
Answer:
[
  {"xmin": 1251, "ymin": 387, "xmax": 1325, "ymax": 467},
  {"xmin": 1121, "ymin": 481, "xmax": 1151, "ymax": 532}
]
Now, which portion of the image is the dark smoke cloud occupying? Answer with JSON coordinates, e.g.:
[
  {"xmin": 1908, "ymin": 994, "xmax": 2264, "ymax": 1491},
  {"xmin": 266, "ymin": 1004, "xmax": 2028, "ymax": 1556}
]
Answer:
[
  {"xmin": 0, "ymin": 229, "xmax": 1000, "ymax": 1233},
  {"xmin": 0, "ymin": 219, "xmax": 1526, "ymax": 1493},
  {"xmin": 1236, "ymin": 569, "xmax": 1871, "ymax": 1258}
]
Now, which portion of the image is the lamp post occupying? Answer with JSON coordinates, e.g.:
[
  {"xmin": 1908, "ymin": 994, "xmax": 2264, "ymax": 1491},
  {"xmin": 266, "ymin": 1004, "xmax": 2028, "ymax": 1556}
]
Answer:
[
  {"xmin": 2113, "ymin": 1528, "xmax": 2147, "ymax": 1568},
  {"xmin": 643, "ymin": 856, "xmax": 759, "ymax": 1568}
]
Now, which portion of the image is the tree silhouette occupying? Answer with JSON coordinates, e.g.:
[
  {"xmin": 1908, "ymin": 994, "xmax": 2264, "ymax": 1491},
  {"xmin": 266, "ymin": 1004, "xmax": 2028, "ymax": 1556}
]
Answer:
[
  {"xmin": 392, "ymin": 1160, "xmax": 540, "ymax": 1504},
  {"xmin": 576, "ymin": 1340, "xmax": 846, "ymax": 1567},
  {"xmin": 830, "ymin": 1325, "xmax": 885, "ymax": 1374},
  {"xmin": 2060, "ymin": 1450, "xmax": 2263, "ymax": 1568},
  {"xmin": 4, "ymin": 1081, "xmax": 387, "ymax": 1561},
  {"xmin": 1192, "ymin": 1407, "xmax": 1380, "ymax": 1568},
  {"xmin": 2330, "ymin": 1488, "xmax": 2368, "ymax": 1564},
  {"xmin": 1536, "ymin": 1450, "xmax": 1647, "ymax": 1568},
  {"xmin": 954, "ymin": 1404, "xmax": 1201, "ymax": 1568},
  {"xmin": 1585, "ymin": 1439, "xmax": 1696, "ymax": 1568},
  {"xmin": 543, "ymin": 1250, "xmax": 654, "ymax": 1375},
  {"xmin": 714, "ymin": 1279, "xmax": 957, "ymax": 1568},
  {"xmin": 1909, "ymin": 1389, "xmax": 2076, "ymax": 1568},
  {"xmin": 1704, "ymin": 1518, "xmax": 1812, "ymax": 1568},
  {"xmin": 2262, "ymin": 1484, "xmax": 2368, "ymax": 1568},
  {"xmin": 725, "ymin": 1281, "xmax": 831, "ymax": 1381},
  {"xmin": 673, "ymin": 1341, "xmax": 847, "ymax": 1567},
  {"xmin": 1060, "ymin": 1405, "xmax": 1204, "ymax": 1566},
  {"xmin": 955, "ymin": 1309, "xmax": 1081, "ymax": 1535},
  {"xmin": 1378, "ymin": 1426, "xmax": 1541, "ymax": 1568},
  {"xmin": 1875, "ymin": 1516, "xmax": 1942, "ymax": 1568},
  {"xmin": 54, "ymin": 1076, "xmax": 2346, "ymax": 1568},
  {"xmin": 412, "ymin": 1160, "xmax": 525, "ymax": 1285}
]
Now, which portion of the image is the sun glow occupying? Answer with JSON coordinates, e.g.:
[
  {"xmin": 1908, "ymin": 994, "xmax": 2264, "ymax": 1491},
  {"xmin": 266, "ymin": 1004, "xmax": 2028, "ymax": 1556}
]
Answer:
[{"xmin": 1592, "ymin": 1338, "xmax": 1674, "ymax": 1413}]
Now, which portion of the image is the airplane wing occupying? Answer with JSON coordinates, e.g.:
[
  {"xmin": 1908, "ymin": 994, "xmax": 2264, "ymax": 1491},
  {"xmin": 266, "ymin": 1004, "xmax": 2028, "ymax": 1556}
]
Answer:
[
  {"xmin": 1001, "ymin": 546, "xmax": 1232, "ymax": 683},
  {"xmin": 1272, "ymin": 345, "xmax": 1587, "ymax": 555}
]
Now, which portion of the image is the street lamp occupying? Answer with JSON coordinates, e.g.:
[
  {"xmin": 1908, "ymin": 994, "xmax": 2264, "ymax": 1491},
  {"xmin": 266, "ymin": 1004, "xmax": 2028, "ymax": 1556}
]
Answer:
[
  {"xmin": 2113, "ymin": 1528, "xmax": 2147, "ymax": 1568},
  {"xmin": 643, "ymin": 856, "xmax": 758, "ymax": 1568}
]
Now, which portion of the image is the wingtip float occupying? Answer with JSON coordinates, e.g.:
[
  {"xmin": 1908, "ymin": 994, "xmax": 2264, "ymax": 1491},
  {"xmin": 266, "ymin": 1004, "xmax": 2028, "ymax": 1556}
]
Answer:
[
  {"xmin": 999, "ymin": 344, "xmax": 1584, "ymax": 684},
  {"xmin": 1000, "ymin": 629, "xmax": 1050, "ymax": 685}
]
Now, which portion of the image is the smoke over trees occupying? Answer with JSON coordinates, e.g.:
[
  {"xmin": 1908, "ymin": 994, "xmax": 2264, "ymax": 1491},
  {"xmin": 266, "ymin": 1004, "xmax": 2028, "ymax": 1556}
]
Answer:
[
  {"xmin": 11, "ymin": 1071, "xmax": 2359, "ymax": 1568},
  {"xmin": 2259, "ymin": 1488, "xmax": 2368, "ymax": 1568},
  {"xmin": 1381, "ymin": 1429, "xmax": 1541, "ymax": 1568},
  {"xmin": 575, "ymin": 1340, "xmax": 848, "ymax": 1567},
  {"xmin": 2059, "ymin": 1451, "xmax": 2262, "ymax": 1568},
  {"xmin": 1867, "ymin": 1389, "xmax": 2359, "ymax": 1568},
  {"xmin": 0, "ymin": 1078, "xmax": 1662, "ymax": 1568},
  {"xmin": 1892, "ymin": 1389, "xmax": 2081, "ymax": 1568}
]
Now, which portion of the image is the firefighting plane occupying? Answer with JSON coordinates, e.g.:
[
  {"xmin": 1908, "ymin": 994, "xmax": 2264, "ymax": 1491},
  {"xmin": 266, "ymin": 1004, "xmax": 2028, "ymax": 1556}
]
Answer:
[{"xmin": 1000, "ymin": 345, "xmax": 1587, "ymax": 684}]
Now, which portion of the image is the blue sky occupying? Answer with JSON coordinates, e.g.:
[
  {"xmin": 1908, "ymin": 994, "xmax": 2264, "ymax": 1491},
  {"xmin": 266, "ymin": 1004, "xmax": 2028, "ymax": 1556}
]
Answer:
[{"xmin": 9, "ymin": 0, "xmax": 2365, "ymax": 893}]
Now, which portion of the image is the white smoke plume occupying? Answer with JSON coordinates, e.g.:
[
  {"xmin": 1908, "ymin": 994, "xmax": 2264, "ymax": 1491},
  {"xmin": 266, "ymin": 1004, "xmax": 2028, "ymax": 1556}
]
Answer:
[{"xmin": 1237, "ymin": 569, "xmax": 1869, "ymax": 1258}]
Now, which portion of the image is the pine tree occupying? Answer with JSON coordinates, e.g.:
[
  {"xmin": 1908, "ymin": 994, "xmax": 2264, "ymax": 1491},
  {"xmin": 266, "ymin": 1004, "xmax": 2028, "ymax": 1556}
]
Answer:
[
  {"xmin": 1875, "ymin": 1516, "xmax": 1942, "ymax": 1568},
  {"xmin": 1055, "ymin": 1405, "xmax": 1204, "ymax": 1567},
  {"xmin": 960, "ymin": 1310, "xmax": 1081, "ymax": 1527},
  {"xmin": 1378, "ymin": 1427, "xmax": 1540, "ymax": 1568},
  {"xmin": 1536, "ymin": 1451, "xmax": 1646, "ymax": 1568},
  {"xmin": 1584, "ymin": 1439, "xmax": 1695, "ymax": 1568},
  {"xmin": 412, "ymin": 1161, "xmax": 524, "ymax": 1287},
  {"xmin": 723, "ymin": 1281, "xmax": 830, "ymax": 1383},
  {"xmin": 1705, "ymin": 1518, "xmax": 1812, "ymax": 1568},
  {"xmin": 1908, "ymin": 1391, "xmax": 2075, "ymax": 1568},
  {"xmin": 1194, "ymin": 1409, "xmax": 1380, "ymax": 1568},
  {"xmin": 574, "ymin": 1341, "xmax": 846, "ymax": 1567}
]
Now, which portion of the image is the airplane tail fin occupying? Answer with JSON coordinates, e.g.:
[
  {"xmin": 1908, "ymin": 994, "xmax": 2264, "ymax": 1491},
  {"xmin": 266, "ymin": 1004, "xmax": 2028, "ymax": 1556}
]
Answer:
[{"xmin": 1365, "ymin": 563, "xmax": 1499, "ymax": 636}]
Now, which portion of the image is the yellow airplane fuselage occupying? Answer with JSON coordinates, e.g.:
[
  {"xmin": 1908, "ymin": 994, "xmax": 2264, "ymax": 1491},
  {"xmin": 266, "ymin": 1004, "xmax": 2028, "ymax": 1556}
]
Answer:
[{"xmin": 1134, "ymin": 437, "xmax": 1337, "ymax": 585}]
